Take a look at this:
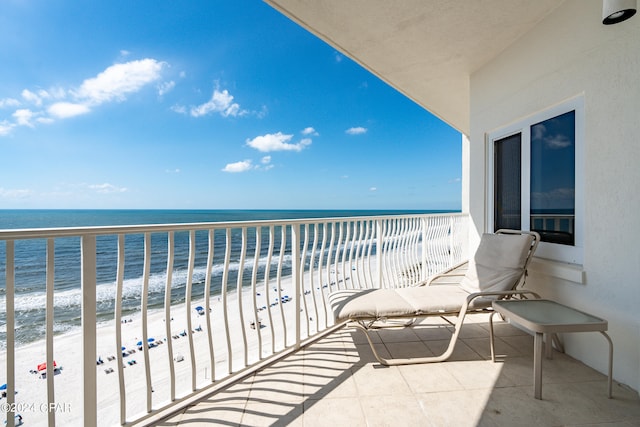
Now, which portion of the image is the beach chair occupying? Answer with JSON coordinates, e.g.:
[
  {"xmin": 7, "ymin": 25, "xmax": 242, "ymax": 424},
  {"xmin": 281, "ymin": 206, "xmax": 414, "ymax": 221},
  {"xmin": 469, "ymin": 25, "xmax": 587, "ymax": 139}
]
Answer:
[{"xmin": 328, "ymin": 229, "xmax": 540, "ymax": 365}]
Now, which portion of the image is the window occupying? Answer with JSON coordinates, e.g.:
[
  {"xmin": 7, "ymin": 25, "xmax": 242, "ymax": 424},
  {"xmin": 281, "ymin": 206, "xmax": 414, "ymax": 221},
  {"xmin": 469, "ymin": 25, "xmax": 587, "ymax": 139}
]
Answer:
[{"xmin": 488, "ymin": 97, "xmax": 583, "ymax": 264}]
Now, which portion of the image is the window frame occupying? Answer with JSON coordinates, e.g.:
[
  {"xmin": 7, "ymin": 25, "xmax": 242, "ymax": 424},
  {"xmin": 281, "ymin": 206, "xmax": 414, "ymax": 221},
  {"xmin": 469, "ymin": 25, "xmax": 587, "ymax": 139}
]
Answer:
[{"xmin": 486, "ymin": 96, "xmax": 584, "ymax": 264}]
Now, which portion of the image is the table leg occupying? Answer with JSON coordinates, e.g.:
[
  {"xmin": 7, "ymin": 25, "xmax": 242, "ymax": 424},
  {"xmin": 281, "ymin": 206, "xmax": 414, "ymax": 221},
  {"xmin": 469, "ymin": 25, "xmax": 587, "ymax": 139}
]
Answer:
[
  {"xmin": 534, "ymin": 332, "xmax": 543, "ymax": 399},
  {"xmin": 600, "ymin": 331, "xmax": 614, "ymax": 398},
  {"xmin": 545, "ymin": 333, "xmax": 553, "ymax": 359},
  {"xmin": 489, "ymin": 312, "xmax": 497, "ymax": 362}
]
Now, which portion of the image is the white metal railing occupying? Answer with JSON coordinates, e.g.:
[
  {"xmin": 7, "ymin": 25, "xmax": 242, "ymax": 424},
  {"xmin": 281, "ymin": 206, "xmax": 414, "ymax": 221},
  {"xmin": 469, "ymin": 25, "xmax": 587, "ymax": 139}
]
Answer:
[{"xmin": 0, "ymin": 213, "xmax": 467, "ymax": 426}]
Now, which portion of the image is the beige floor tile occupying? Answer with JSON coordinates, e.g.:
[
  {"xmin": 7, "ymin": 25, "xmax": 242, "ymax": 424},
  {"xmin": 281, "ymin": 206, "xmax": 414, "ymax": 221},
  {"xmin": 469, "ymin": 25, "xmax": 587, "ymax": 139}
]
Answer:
[
  {"xmin": 425, "ymin": 338, "xmax": 483, "ymax": 361},
  {"xmin": 375, "ymin": 326, "xmax": 422, "ymax": 343},
  {"xmin": 303, "ymin": 368, "xmax": 358, "ymax": 399},
  {"xmin": 413, "ymin": 324, "xmax": 454, "ymax": 341},
  {"xmin": 464, "ymin": 336, "xmax": 522, "ymax": 359},
  {"xmin": 416, "ymin": 389, "xmax": 495, "ymax": 427},
  {"xmin": 248, "ymin": 369, "xmax": 305, "ymax": 403},
  {"xmin": 479, "ymin": 319, "xmax": 530, "ymax": 337},
  {"xmin": 443, "ymin": 359, "xmax": 515, "ymax": 390},
  {"xmin": 385, "ymin": 340, "xmax": 434, "ymax": 360},
  {"xmin": 351, "ymin": 364, "xmax": 412, "ymax": 397},
  {"xmin": 398, "ymin": 362, "xmax": 464, "ymax": 394},
  {"xmin": 351, "ymin": 342, "xmax": 392, "ymax": 365},
  {"xmin": 303, "ymin": 397, "xmax": 366, "ymax": 427},
  {"xmin": 456, "ymin": 323, "xmax": 491, "ymax": 339},
  {"xmin": 359, "ymin": 395, "xmax": 428, "ymax": 427},
  {"xmin": 242, "ymin": 401, "xmax": 303, "ymax": 426},
  {"xmin": 345, "ymin": 327, "xmax": 382, "ymax": 344}
]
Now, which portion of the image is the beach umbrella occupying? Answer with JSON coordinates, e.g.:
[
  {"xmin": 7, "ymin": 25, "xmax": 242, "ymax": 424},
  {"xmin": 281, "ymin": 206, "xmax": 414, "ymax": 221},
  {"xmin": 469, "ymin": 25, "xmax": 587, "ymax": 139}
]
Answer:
[
  {"xmin": 148, "ymin": 337, "xmax": 155, "ymax": 342},
  {"xmin": 122, "ymin": 346, "xmax": 126, "ymax": 351},
  {"xmin": 137, "ymin": 341, "xmax": 142, "ymax": 346},
  {"xmin": 195, "ymin": 306, "xmax": 203, "ymax": 311},
  {"xmin": 37, "ymin": 361, "xmax": 57, "ymax": 371},
  {"xmin": 0, "ymin": 384, "xmax": 6, "ymax": 390}
]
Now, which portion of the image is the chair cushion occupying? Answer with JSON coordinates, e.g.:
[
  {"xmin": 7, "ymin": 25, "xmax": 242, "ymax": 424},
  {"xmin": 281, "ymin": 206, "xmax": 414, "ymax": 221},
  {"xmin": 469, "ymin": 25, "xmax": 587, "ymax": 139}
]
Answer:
[
  {"xmin": 459, "ymin": 233, "xmax": 534, "ymax": 294},
  {"xmin": 329, "ymin": 285, "xmax": 476, "ymax": 322}
]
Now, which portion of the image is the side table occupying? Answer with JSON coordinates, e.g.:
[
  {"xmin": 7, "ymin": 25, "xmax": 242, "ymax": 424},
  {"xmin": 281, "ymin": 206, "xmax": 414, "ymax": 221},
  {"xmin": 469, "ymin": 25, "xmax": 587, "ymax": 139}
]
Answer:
[{"xmin": 490, "ymin": 299, "xmax": 613, "ymax": 399}]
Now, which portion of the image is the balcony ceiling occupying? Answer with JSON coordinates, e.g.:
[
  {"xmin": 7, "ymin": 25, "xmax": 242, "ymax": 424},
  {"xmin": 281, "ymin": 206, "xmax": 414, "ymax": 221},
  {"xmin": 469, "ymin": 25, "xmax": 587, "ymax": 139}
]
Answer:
[{"xmin": 265, "ymin": 0, "xmax": 565, "ymax": 135}]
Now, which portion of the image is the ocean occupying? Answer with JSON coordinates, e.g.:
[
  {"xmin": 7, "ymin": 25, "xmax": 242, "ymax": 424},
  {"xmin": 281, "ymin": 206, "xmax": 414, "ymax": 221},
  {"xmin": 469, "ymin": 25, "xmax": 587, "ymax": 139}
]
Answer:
[{"xmin": 0, "ymin": 209, "xmax": 448, "ymax": 347}]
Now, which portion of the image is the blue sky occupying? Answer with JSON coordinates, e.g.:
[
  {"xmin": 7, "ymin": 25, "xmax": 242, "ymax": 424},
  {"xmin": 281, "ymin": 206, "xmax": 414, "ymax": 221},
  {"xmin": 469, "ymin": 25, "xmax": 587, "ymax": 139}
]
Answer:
[{"xmin": 0, "ymin": 1, "xmax": 461, "ymax": 210}]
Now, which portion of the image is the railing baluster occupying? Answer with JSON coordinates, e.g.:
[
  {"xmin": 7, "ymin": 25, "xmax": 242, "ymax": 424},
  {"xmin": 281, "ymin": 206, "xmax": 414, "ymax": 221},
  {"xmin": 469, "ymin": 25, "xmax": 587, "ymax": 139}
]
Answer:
[
  {"xmin": 114, "ymin": 234, "xmax": 127, "ymax": 423},
  {"xmin": 317, "ymin": 223, "xmax": 329, "ymax": 329},
  {"xmin": 45, "ymin": 238, "xmax": 56, "ymax": 426},
  {"xmin": 300, "ymin": 224, "xmax": 311, "ymax": 336},
  {"xmin": 340, "ymin": 221, "xmax": 350, "ymax": 289},
  {"xmin": 251, "ymin": 227, "xmax": 263, "ymax": 360},
  {"xmin": 164, "ymin": 232, "xmax": 176, "ymax": 399},
  {"xmin": 326, "ymin": 222, "xmax": 335, "ymax": 294},
  {"xmin": 264, "ymin": 226, "xmax": 275, "ymax": 355},
  {"xmin": 140, "ymin": 233, "xmax": 152, "ymax": 412},
  {"xmin": 204, "ymin": 229, "xmax": 215, "ymax": 381},
  {"xmin": 292, "ymin": 223, "xmax": 301, "ymax": 350},
  {"xmin": 309, "ymin": 224, "xmax": 320, "ymax": 330},
  {"xmin": 365, "ymin": 220, "xmax": 374, "ymax": 287},
  {"xmin": 221, "ymin": 228, "xmax": 232, "ymax": 374},
  {"xmin": 186, "ymin": 230, "xmax": 197, "ymax": 390},
  {"xmin": 237, "ymin": 228, "xmax": 248, "ymax": 367},
  {"xmin": 276, "ymin": 226, "xmax": 287, "ymax": 347},
  {"xmin": 81, "ymin": 234, "xmax": 97, "ymax": 427},
  {"xmin": 5, "ymin": 240, "xmax": 15, "ymax": 427}
]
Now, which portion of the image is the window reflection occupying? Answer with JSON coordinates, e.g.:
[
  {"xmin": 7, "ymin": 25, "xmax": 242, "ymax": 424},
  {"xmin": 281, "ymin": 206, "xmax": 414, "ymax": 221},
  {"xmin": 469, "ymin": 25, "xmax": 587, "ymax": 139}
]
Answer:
[{"xmin": 530, "ymin": 111, "xmax": 575, "ymax": 245}]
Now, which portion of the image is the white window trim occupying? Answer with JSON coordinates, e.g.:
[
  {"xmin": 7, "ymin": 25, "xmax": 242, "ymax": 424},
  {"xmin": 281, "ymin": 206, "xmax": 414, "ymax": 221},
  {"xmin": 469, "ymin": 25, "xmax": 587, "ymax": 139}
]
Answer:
[{"xmin": 486, "ymin": 95, "xmax": 584, "ymax": 265}]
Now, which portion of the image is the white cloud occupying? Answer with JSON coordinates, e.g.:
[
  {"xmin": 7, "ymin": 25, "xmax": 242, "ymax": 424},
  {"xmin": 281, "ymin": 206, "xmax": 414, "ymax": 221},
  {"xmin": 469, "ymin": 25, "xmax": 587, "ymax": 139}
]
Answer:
[
  {"xmin": 0, "ymin": 98, "xmax": 21, "ymax": 108},
  {"xmin": 12, "ymin": 109, "xmax": 35, "ymax": 127},
  {"xmin": 165, "ymin": 168, "xmax": 181, "ymax": 174},
  {"xmin": 0, "ymin": 121, "xmax": 15, "ymax": 136},
  {"xmin": 246, "ymin": 132, "xmax": 311, "ymax": 152},
  {"xmin": 222, "ymin": 160, "xmax": 254, "ymax": 173},
  {"xmin": 302, "ymin": 127, "xmax": 318, "ymax": 136},
  {"xmin": 22, "ymin": 89, "xmax": 43, "ymax": 106},
  {"xmin": 75, "ymin": 59, "xmax": 165, "ymax": 105},
  {"xmin": 260, "ymin": 156, "xmax": 274, "ymax": 170},
  {"xmin": 88, "ymin": 183, "xmax": 127, "ymax": 194},
  {"xmin": 1, "ymin": 58, "xmax": 167, "ymax": 137},
  {"xmin": 37, "ymin": 117, "xmax": 54, "ymax": 125},
  {"xmin": 369, "ymin": 187, "xmax": 377, "ymax": 192},
  {"xmin": 191, "ymin": 88, "xmax": 242, "ymax": 118},
  {"xmin": 346, "ymin": 126, "xmax": 367, "ymax": 135},
  {"xmin": 0, "ymin": 187, "xmax": 33, "ymax": 198},
  {"xmin": 171, "ymin": 104, "xmax": 187, "ymax": 114},
  {"xmin": 48, "ymin": 102, "xmax": 91, "ymax": 119},
  {"xmin": 544, "ymin": 134, "xmax": 572, "ymax": 149},
  {"xmin": 158, "ymin": 81, "xmax": 175, "ymax": 96}
]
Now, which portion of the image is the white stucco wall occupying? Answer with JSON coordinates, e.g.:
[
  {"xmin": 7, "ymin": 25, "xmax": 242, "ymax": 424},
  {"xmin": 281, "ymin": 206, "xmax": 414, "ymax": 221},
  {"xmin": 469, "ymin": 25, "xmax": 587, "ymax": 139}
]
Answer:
[{"xmin": 469, "ymin": 0, "xmax": 640, "ymax": 392}]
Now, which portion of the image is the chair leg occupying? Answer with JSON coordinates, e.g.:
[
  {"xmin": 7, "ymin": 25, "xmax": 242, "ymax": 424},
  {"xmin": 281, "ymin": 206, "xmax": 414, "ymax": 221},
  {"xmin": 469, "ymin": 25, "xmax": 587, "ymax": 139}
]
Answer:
[{"xmin": 350, "ymin": 311, "xmax": 468, "ymax": 365}]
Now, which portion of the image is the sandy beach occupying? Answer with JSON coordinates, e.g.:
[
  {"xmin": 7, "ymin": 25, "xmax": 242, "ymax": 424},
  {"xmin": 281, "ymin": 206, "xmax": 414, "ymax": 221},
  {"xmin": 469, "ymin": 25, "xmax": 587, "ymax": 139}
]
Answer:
[{"xmin": 0, "ymin": 268, "xmax": 340, "ymax": 426}]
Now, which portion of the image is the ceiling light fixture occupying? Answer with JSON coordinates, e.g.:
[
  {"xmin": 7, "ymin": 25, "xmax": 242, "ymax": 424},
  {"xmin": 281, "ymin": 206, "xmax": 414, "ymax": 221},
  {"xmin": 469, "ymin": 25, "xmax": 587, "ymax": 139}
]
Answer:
[{"xmin": 602, "ymin": 0, "xmax": 637, "ymax": 24}]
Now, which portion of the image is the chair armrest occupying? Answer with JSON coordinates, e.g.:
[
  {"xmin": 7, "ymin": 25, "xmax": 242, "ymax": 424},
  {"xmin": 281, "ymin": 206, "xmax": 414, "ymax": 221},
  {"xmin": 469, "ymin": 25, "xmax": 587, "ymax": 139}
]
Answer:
[{"xmin": 465, "ymin": 289, "xmax": 542, "ymax": 304}]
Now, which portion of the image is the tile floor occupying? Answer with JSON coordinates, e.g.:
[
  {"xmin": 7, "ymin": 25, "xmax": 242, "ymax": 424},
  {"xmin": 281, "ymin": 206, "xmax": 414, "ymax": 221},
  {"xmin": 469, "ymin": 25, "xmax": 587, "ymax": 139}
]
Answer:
[{"xmin": 159, "ymin": 315, "xmax": 640, "ymax": 426}]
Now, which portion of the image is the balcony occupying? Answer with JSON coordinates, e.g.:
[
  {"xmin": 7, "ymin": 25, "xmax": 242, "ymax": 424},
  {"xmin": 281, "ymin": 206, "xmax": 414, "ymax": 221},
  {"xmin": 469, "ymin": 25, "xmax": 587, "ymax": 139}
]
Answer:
[{"xmin": 2, "ymin": 212, "xmax": 638, "ymax": 426}]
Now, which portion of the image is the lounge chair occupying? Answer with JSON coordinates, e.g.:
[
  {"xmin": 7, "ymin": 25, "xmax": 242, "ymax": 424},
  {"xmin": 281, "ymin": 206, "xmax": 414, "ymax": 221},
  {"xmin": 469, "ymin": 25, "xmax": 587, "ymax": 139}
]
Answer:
[{"xmin": 328, "ymin": 229, "xmax": 540, "ymax": 365}]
